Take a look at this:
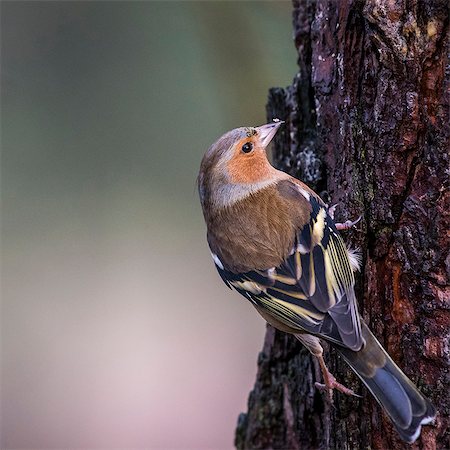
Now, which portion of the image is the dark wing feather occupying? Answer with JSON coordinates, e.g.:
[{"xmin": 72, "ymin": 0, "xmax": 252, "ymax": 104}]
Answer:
[{"xmin": 214, "ymin": 190, "xmax": 363, "ymax": 351}]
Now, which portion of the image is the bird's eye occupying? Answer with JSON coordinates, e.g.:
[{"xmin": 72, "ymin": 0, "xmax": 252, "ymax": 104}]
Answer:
[{"xmin": 241, "ymin": 142, "xmax": 254, "ymax": 153}]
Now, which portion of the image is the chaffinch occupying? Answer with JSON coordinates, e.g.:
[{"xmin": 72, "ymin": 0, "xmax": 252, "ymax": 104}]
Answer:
[{"xmin": 197, "ymin": 121, "xmax": 436, "ymax": 443}]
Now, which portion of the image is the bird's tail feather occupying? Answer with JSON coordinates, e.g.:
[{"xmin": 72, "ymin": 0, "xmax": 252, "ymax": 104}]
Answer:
[{"xmin": 336, "ymin": 322, "xmax": 436, "ymax": 443}]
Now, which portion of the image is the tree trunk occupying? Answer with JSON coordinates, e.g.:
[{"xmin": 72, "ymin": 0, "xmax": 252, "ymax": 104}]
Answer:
[{"xmin": 235, "ymin": 1, "xmax": 449, "ymax": 449}]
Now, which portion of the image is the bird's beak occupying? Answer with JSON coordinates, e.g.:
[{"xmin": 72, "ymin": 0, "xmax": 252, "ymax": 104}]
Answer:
[{"xmin": 256, "ymin": 120, "xmax": 284, "ymax": 149}]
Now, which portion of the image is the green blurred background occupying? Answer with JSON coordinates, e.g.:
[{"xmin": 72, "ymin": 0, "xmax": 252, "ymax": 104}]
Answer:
[{"xmin": 1, "ymin": 1, "xmax": 296, "ymax": 448}]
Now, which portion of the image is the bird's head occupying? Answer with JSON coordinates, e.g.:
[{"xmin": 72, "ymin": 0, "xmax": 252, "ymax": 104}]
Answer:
[{"xmin": 198, "ymin": 121, "xmax": 285, "ymax": 213}]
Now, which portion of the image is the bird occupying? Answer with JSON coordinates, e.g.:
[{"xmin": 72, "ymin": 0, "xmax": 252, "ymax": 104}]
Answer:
[{"xmin": 197, "ymin": 120, "xmax": 436, "ymax": 443}]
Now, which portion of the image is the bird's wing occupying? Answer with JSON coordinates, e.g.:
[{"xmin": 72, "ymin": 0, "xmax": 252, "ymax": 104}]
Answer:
[{"xmin": 214, "ymin": 182, "xmax": 363, "ymax": 351}]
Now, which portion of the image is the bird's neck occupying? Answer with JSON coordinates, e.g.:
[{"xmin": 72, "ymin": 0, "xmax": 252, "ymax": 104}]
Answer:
[
  {"xmin": 212, "ymin": 178, "xmax": 278, "ymax": 209},
  {"xmin": 211, "ymin": 168, "xmax": 289, "ymax": 210}
]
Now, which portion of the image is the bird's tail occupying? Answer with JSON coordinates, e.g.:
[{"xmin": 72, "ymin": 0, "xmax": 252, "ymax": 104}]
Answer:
[{"xmin": 336, "ymin": 321, "xmax": 436, "ymax": 443}]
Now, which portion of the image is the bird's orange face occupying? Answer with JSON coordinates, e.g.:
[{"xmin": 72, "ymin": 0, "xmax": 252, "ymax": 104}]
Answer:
[
  {"xmin": 220, "ymin": 121, "xmax": 284, "ymax": 185},
  {"xmin": 198, "ymin": 121, "xmax": 285, "ymax": 210},
  {"xmin": 226, "ymin": 131, "xmax": 273, "ymax": 184}
]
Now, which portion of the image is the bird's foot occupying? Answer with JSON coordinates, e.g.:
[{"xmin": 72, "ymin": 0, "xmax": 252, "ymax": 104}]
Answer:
[
  {"xmin": 314, "ymin": 376, "xmax": 360, "ymax": 398},
  {"xmin": 316, "ymin": 355, "xmax": 361, "ymax": 400},
  {"xmin": 328, "ymin": 204, "xmax": 362, "ymax": 230},
  {"xmin": 335, "ymin": 215, "xmax": 362, "ymax": 231}
]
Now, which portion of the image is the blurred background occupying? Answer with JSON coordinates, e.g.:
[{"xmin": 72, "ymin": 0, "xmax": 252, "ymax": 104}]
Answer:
[{"xmin": 1, "ymin": 2, "xmax": 297, "ymax": 448}]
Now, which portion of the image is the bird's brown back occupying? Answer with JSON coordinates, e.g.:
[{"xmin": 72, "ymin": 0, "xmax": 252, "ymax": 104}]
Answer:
[{"xmin": 206, "ymin": 180, "xmax": 312, "ymax": 273}]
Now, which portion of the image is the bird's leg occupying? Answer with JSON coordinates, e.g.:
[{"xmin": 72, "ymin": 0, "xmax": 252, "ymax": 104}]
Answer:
[
  {"xmin": 328, "ymin": 203, "xmax": 338, "ymax": 219},
  {"xmin": 294, "ymin": 333, "xmax": 360, "ymax": 398},
  {"xmin": 315, "ymin": 354, "xmax": 361, "ymax": 398},
  {"xmin": 327, "ymin": 203, "xmax": 362, "ymax": 230}
]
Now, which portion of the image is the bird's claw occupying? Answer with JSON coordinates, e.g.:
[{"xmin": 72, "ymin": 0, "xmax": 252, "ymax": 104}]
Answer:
[
  {"xmin": 315, "ymin": 377, "xmax": 361, "ymax": 399},
  {"xmin": 316, "ymin": 354, "xmax": 361, "ymax": 400},
  {"xmin": 335, "ymin": 215, "xmax": 362, "ymax": 231},
  {"xmin": 328, "ymin": 204, "xmax": 361, "ymax": 230}
]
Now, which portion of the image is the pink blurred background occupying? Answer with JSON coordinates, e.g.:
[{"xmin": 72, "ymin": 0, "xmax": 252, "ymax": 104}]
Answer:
[{"xmin": 1, "ymin": 2, "xmax": 296, "ymax": 448}]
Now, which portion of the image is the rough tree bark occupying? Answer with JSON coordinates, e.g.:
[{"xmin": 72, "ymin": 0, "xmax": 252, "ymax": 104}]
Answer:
[{"xmin": 235, "ymin": 1, "xmax": 449, "ymax": 449}]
